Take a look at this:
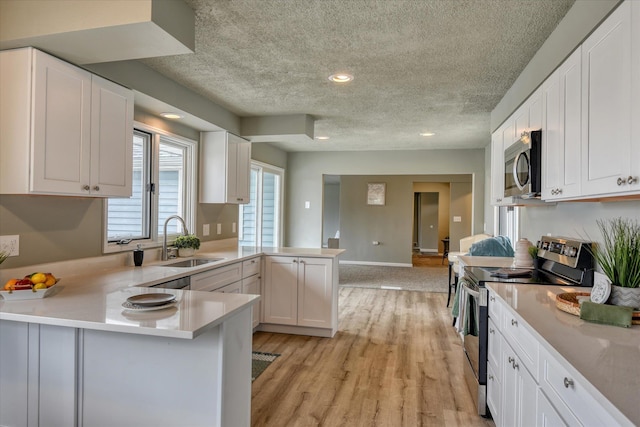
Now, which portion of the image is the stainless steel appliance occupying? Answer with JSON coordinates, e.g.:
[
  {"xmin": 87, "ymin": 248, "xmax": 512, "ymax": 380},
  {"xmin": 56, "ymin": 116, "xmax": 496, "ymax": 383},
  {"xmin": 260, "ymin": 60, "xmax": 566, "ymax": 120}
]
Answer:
[
  {"xmin": 504, "ymin": 130, "xmax": 541, "ymax": 199},
  {"xmin": 150, "ymin": 276, "xmax": 191, "ymax": 290},
  {"xmin": 459, "ymin": 236, "xmax": 593, "ymax": 417}
]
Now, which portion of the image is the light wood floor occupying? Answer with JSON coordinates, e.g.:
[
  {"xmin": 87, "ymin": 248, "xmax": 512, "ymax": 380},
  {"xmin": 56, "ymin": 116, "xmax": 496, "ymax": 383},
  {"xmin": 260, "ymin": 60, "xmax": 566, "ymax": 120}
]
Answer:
[{"xmin": 251, "ymin": 287, "xmax": 495, "ymax": 427}]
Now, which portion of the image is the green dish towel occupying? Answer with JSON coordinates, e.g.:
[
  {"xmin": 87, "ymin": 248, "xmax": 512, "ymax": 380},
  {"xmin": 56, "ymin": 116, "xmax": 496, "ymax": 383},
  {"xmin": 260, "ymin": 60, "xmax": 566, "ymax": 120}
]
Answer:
[{"xmin": 580, "ymin": 301, "xmax": 633, "ymax": 328}]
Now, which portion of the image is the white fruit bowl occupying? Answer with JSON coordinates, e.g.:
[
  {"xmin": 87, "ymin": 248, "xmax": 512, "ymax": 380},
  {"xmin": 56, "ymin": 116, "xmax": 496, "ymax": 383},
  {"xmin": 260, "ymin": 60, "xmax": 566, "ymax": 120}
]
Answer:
[{"xmin": 0, "ymin": 283, "xmax": 58, "ymax": 301}]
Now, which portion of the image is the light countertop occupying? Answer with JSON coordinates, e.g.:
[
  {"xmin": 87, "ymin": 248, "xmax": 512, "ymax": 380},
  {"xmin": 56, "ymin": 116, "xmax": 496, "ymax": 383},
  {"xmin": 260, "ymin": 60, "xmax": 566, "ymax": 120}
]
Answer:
[
  {"xmin": 458, "ymin": 255, "xmax": 514, "ymax": 268},
  {"xmin": 487, "ymin": 282, "xmax": 639, "ymax": 425},
  {"xmin": 0, "ymin": 245, "xmax": 345, "ymax": 339}
]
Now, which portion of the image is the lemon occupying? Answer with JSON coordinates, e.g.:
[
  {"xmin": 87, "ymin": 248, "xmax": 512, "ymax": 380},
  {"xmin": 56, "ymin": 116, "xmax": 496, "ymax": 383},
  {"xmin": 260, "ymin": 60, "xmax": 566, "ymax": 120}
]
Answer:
[
  {"xmin": 33, "ymin": 283, "xmax": 47, "ymax": 290},
  {"xmin": 31, "ymin": 273, "xmax": 46, "ymax": 284}
]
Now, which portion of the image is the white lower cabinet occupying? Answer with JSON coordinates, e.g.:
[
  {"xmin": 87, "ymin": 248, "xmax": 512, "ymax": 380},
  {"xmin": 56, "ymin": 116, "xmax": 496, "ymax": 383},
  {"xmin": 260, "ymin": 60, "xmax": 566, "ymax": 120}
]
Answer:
[
  {"xmin": 190, "ymin": 262, "xmax": 243, "ymax": 292},
  {"xmin": 488, "ymin": 289, "xmax": 627, "ymax": 427},
  {"xmin": 262, "ymin": 255, "xmax": 338, "ymax": 337},
  {"xmin": 242, "ymin": 273, "xmax": 261, "ymax": 329},
  {"xmin": 501, "ymin": 334, "xmax": 537, "ymax": 427}
]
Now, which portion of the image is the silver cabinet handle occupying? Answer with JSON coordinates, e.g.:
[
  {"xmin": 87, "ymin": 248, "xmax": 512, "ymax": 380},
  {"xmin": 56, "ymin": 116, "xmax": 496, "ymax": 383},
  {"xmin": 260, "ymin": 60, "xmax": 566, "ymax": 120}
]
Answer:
[
  {"xmin": 511, "ymin": 319, "xmax": 518, "ymax": 326},
  {"xmin": 490, "ymin": 296, "xmax": 495, "ymax": 302},
  {"xmin": 508, "ymin": 356, "xmax": 514, "ymax": 364},
  {"xmin": 83, "ymin": 185, "xmax": 90, "ymax": 191},
  {"xmin": 93, "ymin": 185, "xmax": 100, "ymax": 191},
  {"xmin": 563, "ymin": 377, "xmax": 574, "ymax": 388},
  {"xmin": 489, "ymin": 328, "xmax": 495, "ymax": 334},
  {"xmin": 617, "ymin": 177, "xmax": 625, "ymax": 186},
  {"xmin": 300, "ymin": 259, "xmax": 305, "ymax": 264},
  {"xmin": 292, "ymin": 259, "xmax": 298, "ymax": 263},
  {"xmin": 513, "ymin": 361, "xmax": 519, "ymax": 370},
  {"xmin": 488, "ymin": 374, "xmax": 494, "ymax": 381},
  {"xmin": 628, "ymin": 176, "xmax": 638, "ymax": 185}
]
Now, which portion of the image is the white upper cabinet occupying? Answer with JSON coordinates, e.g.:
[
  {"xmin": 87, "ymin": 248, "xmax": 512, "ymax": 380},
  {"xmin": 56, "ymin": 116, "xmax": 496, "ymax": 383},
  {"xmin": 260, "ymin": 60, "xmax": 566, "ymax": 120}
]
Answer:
[
  {"xmin": 541, "ymin": 48, "xmax": 582, "ymax": 201},
  {"xmin": 581, "ymin": 0, "xmax": 640, "ymax": 197},
  {"xmin": 199, "ymin": 131, "xmax": 251, "ymax": 204},
  {"xmin": 0, "ymin": 48, "xmax": 133, "ymax": 197}
]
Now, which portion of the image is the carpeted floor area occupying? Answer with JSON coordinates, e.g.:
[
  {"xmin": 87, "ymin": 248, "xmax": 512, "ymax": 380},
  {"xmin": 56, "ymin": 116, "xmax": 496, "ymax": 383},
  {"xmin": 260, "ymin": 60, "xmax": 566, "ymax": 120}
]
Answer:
[
  {"xmin": 339, "ymin": 254, "xmax": 448, "ymax": 293},
  {"xmin": 252, "ymin": 351, "xmax": 280, "ymax": 382}
]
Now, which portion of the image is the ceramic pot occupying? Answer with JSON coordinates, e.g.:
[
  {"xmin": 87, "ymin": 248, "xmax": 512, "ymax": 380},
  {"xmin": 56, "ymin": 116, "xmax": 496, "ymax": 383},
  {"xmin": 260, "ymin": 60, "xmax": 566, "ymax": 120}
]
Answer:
[
  {"xmin": 178, "ymin": 248, "xmax": 196, "ymax": 257},
  {"xmin": 608, "ymin": 285, "xmax": 640, "ymax": 310}
]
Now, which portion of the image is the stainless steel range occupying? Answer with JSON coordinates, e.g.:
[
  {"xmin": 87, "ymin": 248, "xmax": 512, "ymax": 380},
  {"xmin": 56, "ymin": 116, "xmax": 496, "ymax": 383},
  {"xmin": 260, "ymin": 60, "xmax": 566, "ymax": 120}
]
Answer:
[{"xmin": 458, "ymin": 236, "xmax": 594, "ymax": 417}]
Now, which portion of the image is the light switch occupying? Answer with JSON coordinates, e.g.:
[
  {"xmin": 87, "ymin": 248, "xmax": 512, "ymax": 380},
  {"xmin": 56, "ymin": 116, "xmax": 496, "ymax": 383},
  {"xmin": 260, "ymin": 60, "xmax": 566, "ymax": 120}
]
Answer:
[
  {"xmin": 217, "ymin": 224, "xmax": 222, "ymax": 235},
  {"xmin": 305, "ymin": 201, "xmax": 311, "ymax": 209},
  {"xmin": 453, "ymin": 216, "xmax": 462, "ymax": 223},
  {"xmin": 203, "ymin": 224, "xmax": 210, "ymax": 236},
  {"xmin": 232, "ymin": 222, "xmax": 237, "ymax": 233}
]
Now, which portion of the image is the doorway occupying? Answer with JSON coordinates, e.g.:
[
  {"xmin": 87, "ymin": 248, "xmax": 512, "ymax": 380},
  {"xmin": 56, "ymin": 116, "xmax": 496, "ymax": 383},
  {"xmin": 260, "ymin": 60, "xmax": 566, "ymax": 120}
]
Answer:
[{"xmin": 414, "ymin": 192, "xmax": 439, "ymax": 253}]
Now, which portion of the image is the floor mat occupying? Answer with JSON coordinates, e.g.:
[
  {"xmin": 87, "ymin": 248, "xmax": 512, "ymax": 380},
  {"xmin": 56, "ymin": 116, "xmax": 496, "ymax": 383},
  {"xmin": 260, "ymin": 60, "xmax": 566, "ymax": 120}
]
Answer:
[{"xmin": 252, "ymin": 351, "xmax": 280, "ymax": 382}]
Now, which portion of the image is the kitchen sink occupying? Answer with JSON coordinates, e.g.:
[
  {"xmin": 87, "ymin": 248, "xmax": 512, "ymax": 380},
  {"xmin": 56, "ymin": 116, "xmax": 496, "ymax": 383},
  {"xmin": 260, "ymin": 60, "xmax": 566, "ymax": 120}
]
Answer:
[{"xmin": 161, "ymin": 258, "xmax": 225, "ymax": 268}]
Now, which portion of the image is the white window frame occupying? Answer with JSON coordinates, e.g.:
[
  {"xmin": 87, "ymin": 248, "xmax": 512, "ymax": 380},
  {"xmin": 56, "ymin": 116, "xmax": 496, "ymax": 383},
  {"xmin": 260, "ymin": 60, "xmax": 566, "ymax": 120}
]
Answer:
[
  {"xmin": 103, "ymin": 122, "xmax": 197, "ymax": 253},
  {"xmin": 239, "ymin": 160, "xmax": 284, "ymax": 247}
]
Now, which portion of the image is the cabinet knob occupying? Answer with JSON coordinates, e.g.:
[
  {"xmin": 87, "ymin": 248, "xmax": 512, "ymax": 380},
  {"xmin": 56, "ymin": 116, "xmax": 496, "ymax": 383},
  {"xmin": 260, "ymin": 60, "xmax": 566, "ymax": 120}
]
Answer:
[
  {"xmin": 557, "ymin": 188, "xmax": 563, "ymax": 194},
  {"xmin": 617, "ymin": 177, "xmax": 625, "ymax": 186},
  {"xmin": 300, "ymin": 260, "xmax": 305, "ymax": 264},
  {"xmin": 292, "ymin": 259, "xmax": 298, "ymax": 263},
  {"xmin": 83, "ymin": 185, "xmax": 90, "ymax": 191},
  {"xmin": 628, "ymin": 176, "xmax": 638, "ymax": 185},
  {"xmin": 511, "ymin": 319, "xmax": 518, "ymax": 326},
  {"xmin": 93, "ymin": 185, "xmax": 100, "ymax": 192},
  {"xmin": 563, "ymin": 377, "xmax": 574, "ymax": 388},
  {"xmin": 489, "ymin": 328, "xmax": 495, "ymax": 334},
  {"xmin": 488, "ymin": 374, "xmax": 494, "ymax": 381}
]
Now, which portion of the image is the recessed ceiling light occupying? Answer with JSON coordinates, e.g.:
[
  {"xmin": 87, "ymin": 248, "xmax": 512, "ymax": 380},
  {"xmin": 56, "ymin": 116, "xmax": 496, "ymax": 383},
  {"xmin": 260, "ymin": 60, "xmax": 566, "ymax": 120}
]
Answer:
[
  {"xmin": 316, "ymin": 136, "xmax": 330, "ymax": 140},
  {"xmin": 160, "ymin": 112, "xmax": 184, "ymax": 119},
  {"xmin": 420, "ymin": 132, "xmax": 436, "ymax": 137},
  {"xmin": 328, "ymin": 73, "xmax": 354, "ymax": 83}
]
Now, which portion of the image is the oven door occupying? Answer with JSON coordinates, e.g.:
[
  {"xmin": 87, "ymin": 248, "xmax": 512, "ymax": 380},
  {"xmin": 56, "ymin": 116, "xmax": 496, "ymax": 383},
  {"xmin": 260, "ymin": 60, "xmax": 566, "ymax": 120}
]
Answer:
[{"xmin": 460, "ymin": 277, "xmax": 488, "ymax": 416}]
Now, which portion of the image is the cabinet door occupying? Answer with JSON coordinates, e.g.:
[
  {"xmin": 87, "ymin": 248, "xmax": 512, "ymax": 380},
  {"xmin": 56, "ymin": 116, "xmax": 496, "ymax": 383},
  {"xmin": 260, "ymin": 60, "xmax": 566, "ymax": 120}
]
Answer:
[
  {"xmin": 581, "ymin": 1, "xmax": 639, "ymax": 196},
  {"xmin": 242, "ymin": 274, "xmax": 261, "ymax": 329},
  {"xmin": 490, "ymin": 129, "xmax": 505, "ymax": 205},
  {"xmin": 90, "ymin": 75, "xmax": 133, "ymax": 197},
  {"xmin": 297, "ymin": 257, "xmax": 333, "ymax": 328},
  {"xmin": 537, "ymin": 389, "xmax": 575, "ymax": 427},
  {"xmin": 217, "ymin": 280, "xmax": 242, "ymax": 294},
  {"xmin": 32, "ymin": 50, "xmax": 92, "ymax": 195},
  {"xmin": 542, "ymin": 48, "xmax": 582, "ymax": 200},
  {"xmin": 263, "ymin": 256, "xmax": 298, "ymax": 325},
  {"xmin": 234, "ymin": 139, "xmax": 251, "ymax": 203},
  {"xmin": 487, "ymin": 363, "xmax": 502, "ymax": 426}
]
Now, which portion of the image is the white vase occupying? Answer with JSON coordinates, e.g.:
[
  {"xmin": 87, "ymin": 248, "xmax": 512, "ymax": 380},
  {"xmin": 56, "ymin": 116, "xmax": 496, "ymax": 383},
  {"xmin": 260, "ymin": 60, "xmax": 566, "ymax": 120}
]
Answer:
[
  {"xmin": 608, "ymin": 285, "xmax": 640, "ymax": 310},
  {"xmin": 178, "ymin": 248, "xmax": 196, "ymax": 257},
  {"xmin": 514, "ymin": 238, "xmax": 534, "ymax": 268}
]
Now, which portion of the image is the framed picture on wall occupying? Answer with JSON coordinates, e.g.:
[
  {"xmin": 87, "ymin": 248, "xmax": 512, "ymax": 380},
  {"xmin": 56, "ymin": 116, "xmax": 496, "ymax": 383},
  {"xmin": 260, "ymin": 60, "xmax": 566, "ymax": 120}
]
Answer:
[{"xmin": 367, "ymin": 182, "xmax": 386, "ymax": 205}]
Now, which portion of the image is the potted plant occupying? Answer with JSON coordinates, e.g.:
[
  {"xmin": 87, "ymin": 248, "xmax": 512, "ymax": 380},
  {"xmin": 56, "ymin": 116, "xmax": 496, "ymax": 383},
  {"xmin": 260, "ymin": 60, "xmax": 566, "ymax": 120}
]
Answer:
[
  {"xmin": 528, "ymin": 245, "xmax": 540, "ymax": 270},
  {"xmin": 590, "ymin": 218, "xmax": 640, "ymax": 308},
  {"xmin": 174, "ymin": 234, "xmax": 201, "ymax": 257}
]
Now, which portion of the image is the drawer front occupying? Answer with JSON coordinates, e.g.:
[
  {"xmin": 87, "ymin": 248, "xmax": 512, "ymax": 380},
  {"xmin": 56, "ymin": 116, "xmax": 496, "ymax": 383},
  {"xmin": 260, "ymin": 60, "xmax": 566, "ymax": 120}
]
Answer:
[
  {"xmin": 488, "ymin": 290, "xmax": 502, "ymax": 321},
  {"xmin": 191, "ymin": 262, "xmax": 242, "ymax": 292},
  {"xmin": 242, "ymin": 257, "xmax": 261, "ymax": 278},
  {"xmin": 487, "ymin": 362, "xmax": 502, "ymax": 426},
  {"xmin": 537, "ymin": 388, "xmax": 579, "ymax": 427},
  {"xmin": 502, "ymin": 309, "xmax": 539, "ymax": 379},
  {"xmin": 487, "ymin": 317, "xmax": 501, "ymax": 376},
  {"xmin": 539, "ymin": 346, "xmax": 618, "ymax": 426}
]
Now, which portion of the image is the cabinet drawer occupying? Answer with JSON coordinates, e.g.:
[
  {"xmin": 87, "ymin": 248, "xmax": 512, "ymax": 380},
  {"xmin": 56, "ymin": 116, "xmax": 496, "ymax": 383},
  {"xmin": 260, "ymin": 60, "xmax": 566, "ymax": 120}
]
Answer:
[
  {"xmin": 488, "ymin": 290, "xmax": 502, "ymax": 321},
  {"xmin": 191, "ymin": 262, "xmax": 242, "ymax": 292},
  {"xmin": 486, "ymin": 362, "xmax": 501, "ymax": 426},
  {"xmin": 487, "ymin": 317, "xmax": 501, "ymax": 376},
  {"xmin": 502, "ymin": 309, "xmax": 538, "ymax": 379},
  {"xmin": 539, "ymin": 346, "xmax": 619, "ymax": 426},
  {"xmin": 242, "ymin": 257, "xmax": 261, "ymax": 278}
]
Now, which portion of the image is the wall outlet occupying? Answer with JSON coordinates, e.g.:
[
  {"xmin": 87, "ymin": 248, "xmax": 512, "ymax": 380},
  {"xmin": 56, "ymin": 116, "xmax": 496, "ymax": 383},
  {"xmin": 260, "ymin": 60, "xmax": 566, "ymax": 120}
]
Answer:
[
  {"xmin": 453, "ymin": 216, "xmax": 462, "ymax": 223},
  {"xmin": 0, "ymin": 235, "xmax": 19, "ymax": 256},
  {"xmin": 305, "ymin": 201, "xmax": 310, "ymax": 209},
  {"xmin": 217, "ymin": 223, "xmax": 222, "ymax": 235},
  {"xmin": 203, "ymin": 224, "xmax": 210, "ymax": 236}
]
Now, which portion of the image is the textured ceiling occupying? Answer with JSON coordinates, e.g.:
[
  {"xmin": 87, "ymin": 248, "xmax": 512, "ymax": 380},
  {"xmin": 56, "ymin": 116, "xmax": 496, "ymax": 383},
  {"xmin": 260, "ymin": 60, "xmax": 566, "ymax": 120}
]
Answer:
[{"xmin": 141, "ymin": 0, "xmax": 575, "ymax": 152}]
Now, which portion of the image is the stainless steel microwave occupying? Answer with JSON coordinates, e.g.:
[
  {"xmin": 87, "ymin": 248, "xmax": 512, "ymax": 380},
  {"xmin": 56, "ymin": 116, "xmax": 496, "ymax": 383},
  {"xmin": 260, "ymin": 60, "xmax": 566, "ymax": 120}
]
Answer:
[{"xmin": 504, "ymin": 130, "xmax": 541, "ymax": 198}]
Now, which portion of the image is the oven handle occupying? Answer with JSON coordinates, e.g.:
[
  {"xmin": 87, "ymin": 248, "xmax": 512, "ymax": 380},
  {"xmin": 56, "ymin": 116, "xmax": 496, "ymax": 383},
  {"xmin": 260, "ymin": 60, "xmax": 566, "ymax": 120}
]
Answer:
[{"xmin": 461, "ymin": 278, "xmax": 480, "ymax": 299}]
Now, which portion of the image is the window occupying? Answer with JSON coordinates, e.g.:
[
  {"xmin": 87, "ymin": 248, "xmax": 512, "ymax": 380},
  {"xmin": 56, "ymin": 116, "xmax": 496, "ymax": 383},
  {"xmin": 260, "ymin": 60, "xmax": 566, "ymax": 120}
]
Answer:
[
  {"xmin": 239, "ymin": 161, "xmax": 284, "ymax": 247},
  {"xmin": 497, "ymin": 205, "xmax": 520, "ymax": 248},
  {"xmin": 104, "ymin": 123, "xmax": 196, "ymax": 252}
]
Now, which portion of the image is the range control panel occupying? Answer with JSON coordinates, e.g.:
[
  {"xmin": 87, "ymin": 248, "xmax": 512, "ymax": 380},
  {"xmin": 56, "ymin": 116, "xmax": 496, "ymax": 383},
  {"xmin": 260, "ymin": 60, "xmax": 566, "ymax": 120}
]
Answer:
[{"xmin": 537, "ymin": 236, "xmax": 594, "ymax": 269}]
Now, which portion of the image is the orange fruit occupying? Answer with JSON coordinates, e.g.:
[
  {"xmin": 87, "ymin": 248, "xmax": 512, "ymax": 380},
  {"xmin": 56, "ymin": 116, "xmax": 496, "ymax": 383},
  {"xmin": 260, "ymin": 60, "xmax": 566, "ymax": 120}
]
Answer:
[
  {"xmin": 44, "ymin": 273, "xmax": 57, "ymax": 287},
  {"xmin": 4, "ymin": 278, "xmax": 18, "ymax": 291}
]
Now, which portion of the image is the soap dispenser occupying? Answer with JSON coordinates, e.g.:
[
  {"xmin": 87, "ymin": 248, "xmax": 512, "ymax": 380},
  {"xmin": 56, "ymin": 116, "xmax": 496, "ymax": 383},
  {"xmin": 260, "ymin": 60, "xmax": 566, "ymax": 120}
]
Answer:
[{"xmin": 133, "ymin": 244, "xmax": 144, "ymax": 267}]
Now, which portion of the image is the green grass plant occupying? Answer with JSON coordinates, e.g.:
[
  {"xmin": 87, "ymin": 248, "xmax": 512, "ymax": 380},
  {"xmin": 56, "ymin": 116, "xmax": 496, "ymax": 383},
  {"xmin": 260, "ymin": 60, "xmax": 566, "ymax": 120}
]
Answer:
[{"xmin": 592, "ymin": 218, "xmax": 640, "ymax": 288}]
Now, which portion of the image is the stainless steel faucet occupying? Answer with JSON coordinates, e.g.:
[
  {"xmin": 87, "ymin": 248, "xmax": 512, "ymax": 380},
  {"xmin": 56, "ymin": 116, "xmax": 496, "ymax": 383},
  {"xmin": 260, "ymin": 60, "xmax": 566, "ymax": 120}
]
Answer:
[{"xmin": 162, "ymin": 215, "xmax": 189, "ymax": 261}]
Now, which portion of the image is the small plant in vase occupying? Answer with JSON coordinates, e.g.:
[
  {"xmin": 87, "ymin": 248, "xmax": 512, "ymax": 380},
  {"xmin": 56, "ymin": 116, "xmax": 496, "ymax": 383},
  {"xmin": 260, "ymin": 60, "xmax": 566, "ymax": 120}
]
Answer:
[
  {"xmin": 528, "ymin": 245, "xmax": 540, "ymax": 270},
  {"xmin": 589, "ymin": 218, "xmax": 640, "ymax": 308},
  {"xmin": 174, "ymin": 234, "xmax": 201, "ymax": 257}
]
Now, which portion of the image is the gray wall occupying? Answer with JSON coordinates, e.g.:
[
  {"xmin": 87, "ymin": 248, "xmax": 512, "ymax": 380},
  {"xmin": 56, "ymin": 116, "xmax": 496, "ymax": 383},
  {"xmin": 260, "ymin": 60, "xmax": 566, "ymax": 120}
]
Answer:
[{"xmin": 450, "ymin": 182, "xmax": 473, "ymax": 250}]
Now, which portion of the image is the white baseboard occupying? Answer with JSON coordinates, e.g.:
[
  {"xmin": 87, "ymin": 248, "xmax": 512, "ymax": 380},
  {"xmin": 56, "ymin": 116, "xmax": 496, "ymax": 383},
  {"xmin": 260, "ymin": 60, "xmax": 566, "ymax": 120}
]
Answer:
[{"xmin": 339, "ymin": 260, "xmax": 413, "ymax": 268}]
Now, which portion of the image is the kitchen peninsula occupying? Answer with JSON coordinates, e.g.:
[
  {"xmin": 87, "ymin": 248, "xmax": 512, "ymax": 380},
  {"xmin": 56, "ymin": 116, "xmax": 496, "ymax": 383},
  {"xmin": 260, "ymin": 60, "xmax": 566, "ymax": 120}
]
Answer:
[{"xmin": 0, "ymin": 244, "xmax": 344, "ymax": 427}]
